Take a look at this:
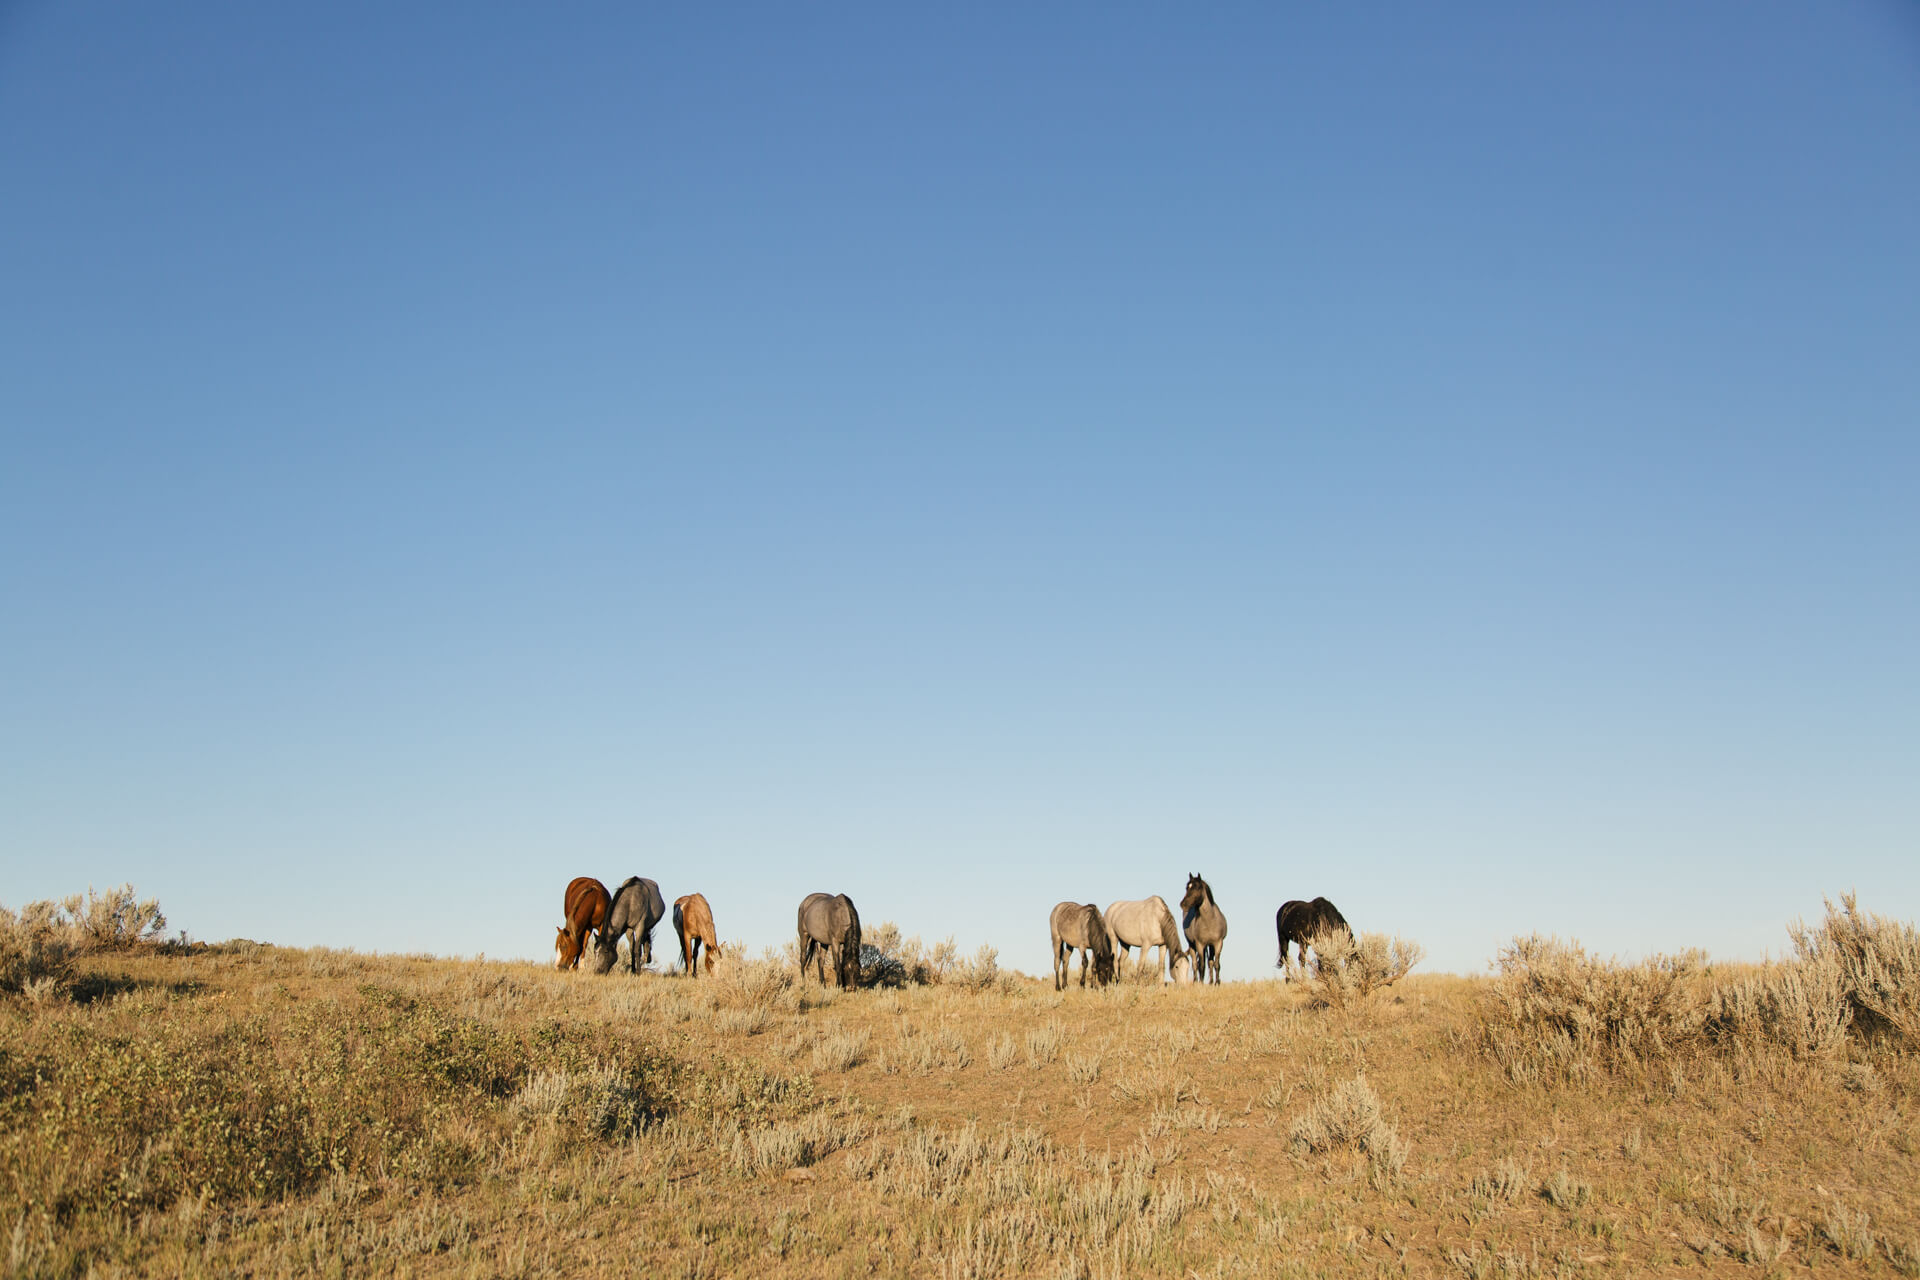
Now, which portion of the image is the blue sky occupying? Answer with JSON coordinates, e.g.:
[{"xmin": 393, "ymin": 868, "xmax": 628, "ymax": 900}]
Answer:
[{"xmin": 3, "ymin": 2, "xmax": 1916, "ymax": 976}]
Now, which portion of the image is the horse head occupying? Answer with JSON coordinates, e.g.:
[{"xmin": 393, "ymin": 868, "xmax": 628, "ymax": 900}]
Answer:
[
  {"xmin": 1180, "ymin": 874, "xmax": 1210, "ymax": 915},
  {"xmin": 587, "ymin": 935, "xmax": 619, "ymax": 975},
  {"xmin": 1169, "ymin": 949, "xmax": 1199, "ymax": 984},
  {"xmin": 554, "ymin": 927, "xmax": 577, "ymax": 970}
]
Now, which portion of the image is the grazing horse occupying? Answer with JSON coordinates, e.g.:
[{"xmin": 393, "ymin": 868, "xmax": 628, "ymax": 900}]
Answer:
[
  {"xmin": 1105, "ymin": 896, "xmax": 1188, "ymax": 982},
  {"xmin": 1275, "ymin": 897, "xmax": 1349, "ymax": 971},
  {"xmin": 1049, "ymin": 902, "xmax": 1116, "ymax": 991},
  {"xmin": 1179, "ymin": 873, "xmax": 1228, "ymax": 984},
  {"xmin": 555, "ymin": 876, "xmax": 611, "ymax": 970},
  {"xmin": 797, "ymin": 892, "xmax": 862, "ymax": 989},
  {"xmin": 591, "ymin": 877, "xmax": 667, "ymax": 975},
  {"xmin": 673, "ymin": 893, "xmax": 722, "ymax": 978}
]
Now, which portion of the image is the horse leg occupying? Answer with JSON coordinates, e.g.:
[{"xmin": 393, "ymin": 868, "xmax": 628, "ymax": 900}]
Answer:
[
  {"xmin": 689, "ymin": 937, "xmax": 702, "ymax": 978},
  {"xmin": 1212, "ymin": 939, "xmax": 1225, "ymax": 983}
]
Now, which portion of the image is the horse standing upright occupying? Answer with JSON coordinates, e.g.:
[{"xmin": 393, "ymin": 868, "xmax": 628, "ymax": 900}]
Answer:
[
  {"xmin": 673, "ymin": 893, "xmax": 722, "ymax": 978},
  {"xmin": 555, "ymin": 876, "xmax": 611, "ymax": 971},
  {"xmin": 1179, "ymin": 873, "xmax": 1228, "ymax": 984},
  {"xmin": 592, "ymin": 877, "xmax": 667, "ymax": 975},
  {"xmin": 797, "ymin": 892, "xmax": 862, "ymax": 989},
  {"xmin": 1275, "ymin": 897, "xmax": 1349, "ymax": 971},
  {"xmin": 1105, "ymin": 896, "xmax": 1188, "ymax": 982},
  {"xmin": 1049, "ymin": 902, "xmax": 1116, "ymax": 991}
]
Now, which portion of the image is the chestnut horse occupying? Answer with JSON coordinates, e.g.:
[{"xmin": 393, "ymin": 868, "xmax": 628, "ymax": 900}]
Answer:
[
  {"xmin": 673, "ymin": 893, "xmax": 722, "ymax": 978},
  {"xmin": 555, "ymin": 876, "xmax": 611, "ymax": 970}
]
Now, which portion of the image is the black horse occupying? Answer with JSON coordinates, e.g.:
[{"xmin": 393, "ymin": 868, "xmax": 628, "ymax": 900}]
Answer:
[{"xmin": 1275, "ymin": 897, "xmax": 1349, "ymax": 971}]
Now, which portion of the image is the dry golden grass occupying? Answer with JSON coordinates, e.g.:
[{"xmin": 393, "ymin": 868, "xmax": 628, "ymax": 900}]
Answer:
[{"xmin": 3, "ymin": 904, "xmax": 1918, "ymax": 1278}]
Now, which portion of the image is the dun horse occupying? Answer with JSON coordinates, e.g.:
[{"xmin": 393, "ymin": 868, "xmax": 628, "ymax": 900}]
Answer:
[
  {"xmin": 1105, "ymin": 896, "xmax": 1188, "ymax": 982},
  {"xmin": 797, "ymin": 892, "xmax": 862, "ymax": 989},
  {"xmin": 673, "ymin": 893, "xmax": 722, "ymax": 978},
  {"xmin": 555, "ymin": 876, "xmax": 611, "ymax": 971},
  {"xmin": 1179, "ymin": 873, "xmax": 1228, "ymax": 984},
  {"xmin": 1275, "ymin": 897, "xmax": 1349, "ymax": 971},
  {"xmin": 1049, "ymin": 902, "xmax": 1116, "ymax": 991},
  {"xmin": 591, "ymin": 877, "xmax": 667, "ymax": 975}
]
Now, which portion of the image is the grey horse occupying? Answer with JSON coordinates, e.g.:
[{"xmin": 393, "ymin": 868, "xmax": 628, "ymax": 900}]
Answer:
[
  {"xmin": 797, "ymin": 892, "xmax": 862, "ymax": 989},
  {"xmin": 1179, "ymin": 873, "xmax": 1228, "ymax": 984},
  {"xmin": 1105, "ymin": 896, "xmax": 1189, "ymax": 982},
  {"xmin": 1049, "ymin": 902, "xmax": 1116, "ymax": 991},
  {"xmin": 591, "ymin": 877, "xmax": 666, "ymax": 975}
]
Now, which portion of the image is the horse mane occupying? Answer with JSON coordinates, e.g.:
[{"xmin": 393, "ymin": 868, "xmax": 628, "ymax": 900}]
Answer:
[
  {"xmin": 1084, "ymin": 905, "xmax": 1112, "ymax": 958},
  {"xmin": 1157, "ymin": 901, "xmax": 1183, "ymax": 954}
]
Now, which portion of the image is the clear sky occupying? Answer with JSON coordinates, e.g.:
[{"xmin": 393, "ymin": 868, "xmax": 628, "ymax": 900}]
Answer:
[{"xmin": 3, "ymin": 3, "xmax": 1916, "ymax": 977}]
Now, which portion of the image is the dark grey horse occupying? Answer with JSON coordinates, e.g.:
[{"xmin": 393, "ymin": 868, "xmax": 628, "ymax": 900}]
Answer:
[
  {"xmin": 1049, "ymin": 902, "xmax": 1116, "ymax": 991},
  {"xmin": 1275, "ymin": 897, "xmax": 1349, "ymax": 971},
  {"xmin": 591, "ymin": 877, "xmax": 666, "ymax": 975},
  {"xmin": 797, "ymin": 892, "xmax": 861, "ymax": 989},
  {"xmin": 1179, "ymin": 873, "xmax": 1228, "ymax": 984}
]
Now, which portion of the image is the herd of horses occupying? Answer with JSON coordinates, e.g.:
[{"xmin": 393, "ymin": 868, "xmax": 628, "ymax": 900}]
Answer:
[{"xmin": 554, "ymin": 872, "xmax": 1351, "ymax": 990}]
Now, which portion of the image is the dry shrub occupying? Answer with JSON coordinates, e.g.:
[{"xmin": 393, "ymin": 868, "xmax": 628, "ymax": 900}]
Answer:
[
  {"xmin": 62, "ymin": 884, "xmax": 168, "ymax": 950},
  {"xmin": 1791, "ymin": 893, "xmax": 1920, "ymax": 1047},
  {"xmin": 1303, "ymin": 929, "xmax": 1424, "ymax": 1008},
  {"xmin": 1469, "ymin": 1158, "xmax": 1531, "ymax": 1205},
  {"xmin": 1705, "ymin": 950, "xmax": 1851, "ymax": 1060},
  {"xmin": 1, "ymin": 886, "xmax": 167, "ymax": 997},
  {"xmin": 1480, "ymin": 935, "xmax": 1708, "ymax": 1083},
  {"xmin": 861, "ymin": 922, "xmax": 960, "ymax": 988},
  {"xmin": 811, "ymin": 1028, "xmax": 871, "ymax": 1072},
  {"xmin": 1288, "ymin": 1073, "xmax": 1407, "ymax": 1184},
  {"xmin": 0, "ymin": 904, "xmax": 79, "ymax": 996},
  {"xmin": 711, "ymin": 944, "xmax": 798, "ymax": 1012}
]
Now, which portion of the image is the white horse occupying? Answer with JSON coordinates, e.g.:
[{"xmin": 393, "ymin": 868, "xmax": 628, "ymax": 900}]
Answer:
[{"xmin": 1105, "ymin": 896, "xmax": 1191, "ymax": 983}]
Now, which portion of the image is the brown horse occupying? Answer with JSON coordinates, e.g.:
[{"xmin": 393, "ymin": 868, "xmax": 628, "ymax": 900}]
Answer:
[
  {"xmin": 555, "ymin": 876, "xmax": 611, "ymax": 970},
  {"xmin": 673, "ymin": 893, "xmax": 723, "ymax": 978}
]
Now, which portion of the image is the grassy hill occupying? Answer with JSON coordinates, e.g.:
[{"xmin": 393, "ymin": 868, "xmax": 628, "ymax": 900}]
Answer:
[{"xmin": 3, "ymin": 892, "xmax": 1916, "ymax": 1278}]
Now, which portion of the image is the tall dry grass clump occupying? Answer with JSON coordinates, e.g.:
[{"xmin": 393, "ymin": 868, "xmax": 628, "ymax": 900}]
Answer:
[
  {"xmin": 1480, "ymin": 935, "xmax": 1708, "ymax": 1083},
  {"xmin": 1301, "ymin": 929, "xmax": 1424, "ymax": 1009},
  {"xmin": 1791, "ymin": 893, "xmax": 1920, "ymax": 1047}
]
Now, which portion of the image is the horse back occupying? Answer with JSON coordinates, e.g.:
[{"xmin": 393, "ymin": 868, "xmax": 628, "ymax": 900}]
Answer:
[
  {"xmin": 676, "ymin": 892, "xmax": 716, "ymax": 942},
  {"xmin": 564, "ymin": 877, "xmax": 611, "ymax": 930}
]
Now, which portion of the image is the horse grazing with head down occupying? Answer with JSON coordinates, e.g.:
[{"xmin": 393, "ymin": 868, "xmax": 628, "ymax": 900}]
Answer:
[
  {"xmin": 1275, "ymin": 897, "xmax": 1349, "ymax": 972},
  {"xmin": 1049, "ymin": 902, "xmax": 1116, "ymax": 991},
  {"xmin": 590, "ymin": 877, "xmax": 667, "ymax": 975},
  {"xmin": 555, "ymin": 876, "xmax": 611, "ymax": 971},
  {"xmin": 673, "ymin": 893, "xmax": 722, "ymax": 978},
  {"xmin": 1105, "ymin": 896, "xmax": 1188, "ymax": 982},
  {"xmin": 1179, "ymin": 873, "xmax": 1228, "ymax": 984},
  {"xmin": 797, "ymin": 892, "xmax": 862, "ymax": 989}
]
